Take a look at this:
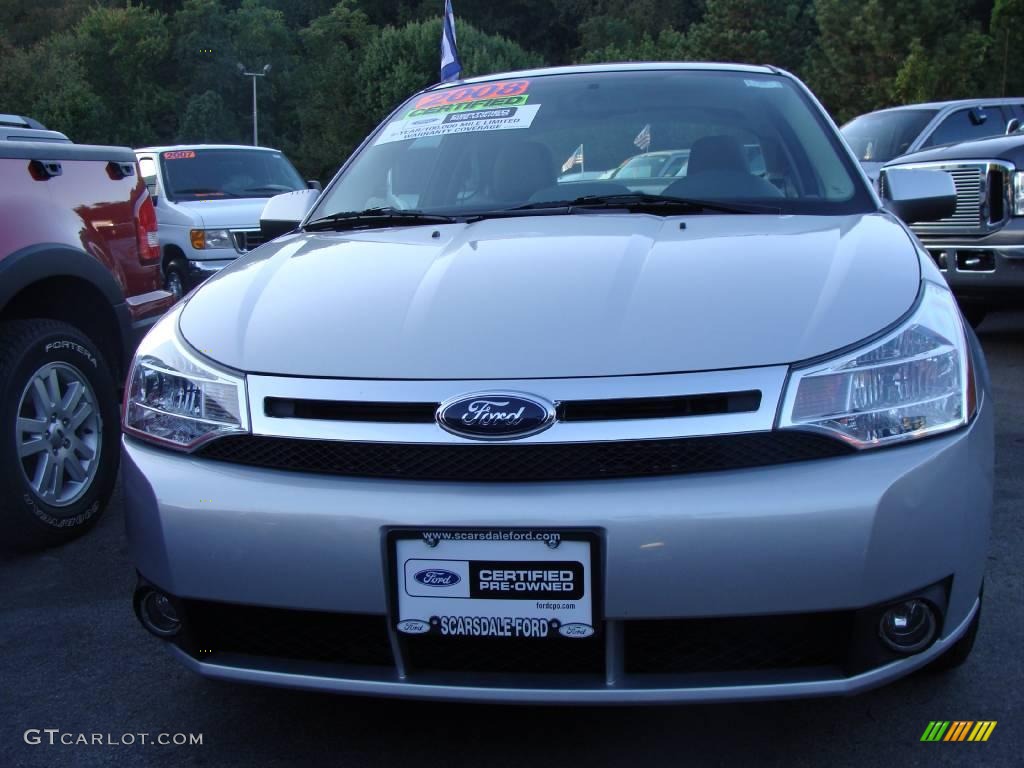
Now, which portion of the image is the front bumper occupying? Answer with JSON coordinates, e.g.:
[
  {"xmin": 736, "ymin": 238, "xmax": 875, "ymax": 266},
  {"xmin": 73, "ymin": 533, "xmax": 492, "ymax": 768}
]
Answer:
[
  {"xmin": 920, "ymin": 218, "xmax": 1024, "ymax": 304},
  {"xmin": 184, "ymin": 257, "xmax": 234, "ymax": 290},
  {"xmin": 122, "ymin": 390, "xmax": 993, "ymax": 702}
]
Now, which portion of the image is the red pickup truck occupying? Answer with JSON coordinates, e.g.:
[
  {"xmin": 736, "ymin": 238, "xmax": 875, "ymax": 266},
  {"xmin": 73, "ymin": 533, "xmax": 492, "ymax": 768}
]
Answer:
[{"xmin": 0, "ymin": 131, "xmax": 173, "ymax": 550}]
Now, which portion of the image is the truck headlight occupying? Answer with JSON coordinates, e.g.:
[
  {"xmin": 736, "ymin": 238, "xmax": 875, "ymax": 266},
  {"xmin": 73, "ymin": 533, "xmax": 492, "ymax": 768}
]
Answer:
[
  {"xmin": 779, "ymin": 281, "xmax": 977, "ymax": 448},
  {"xmin": 189, "ymin": 228, "xmax": 235, "ymax": 250},
  {"xmin": 123, "ymin": 305, "xmax": 249, "ymax": 451},
  {"xmin": 1013, "ymin": 171, "xmax": 1024, "ymax": 216}
]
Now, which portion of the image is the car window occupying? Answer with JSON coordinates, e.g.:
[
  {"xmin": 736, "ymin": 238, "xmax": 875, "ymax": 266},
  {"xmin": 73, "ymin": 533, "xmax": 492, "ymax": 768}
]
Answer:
[
  {"xmin": 921, "ymin": 107, "xmax": 1005, "ymax": 148},
  {"xmin": 840, "ymin": 109, "xmax": 938, "ymax": 163},
  {"xmin": 159, "ymin": 149, "xmax": 305, "ymax": 201},
  {"xmin": 316, "ymin": 70, "xmax": 872, "ymax": 218}
]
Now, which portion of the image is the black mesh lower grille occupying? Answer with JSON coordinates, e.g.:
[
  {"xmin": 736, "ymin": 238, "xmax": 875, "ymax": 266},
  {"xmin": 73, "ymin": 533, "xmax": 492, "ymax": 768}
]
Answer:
[
  {"xmin": 625, "ymin": 613, "xmax": 854, "ymax": 675},
  {"xmin": 196, "ymin": 431, "xmax": 853, "ymax": 482},
  {"xmin": 175, "ymin": 601, "xmax": 876, "ymax": 680},
  {"xmin": 403, "ymin": 634, "xmax": 606, "ymax": 677},
  {"xmin": 182, "ymin": 600, "xmax": 394, "ymax": 667}
]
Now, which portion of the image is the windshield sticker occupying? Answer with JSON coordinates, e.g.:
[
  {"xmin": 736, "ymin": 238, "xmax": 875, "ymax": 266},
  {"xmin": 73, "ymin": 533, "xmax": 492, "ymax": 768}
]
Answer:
[
  {"xmin": 162, "ymin": 150, "xmax": 197, "ymax": 160},
  {"xmin": 375, "ymin": 104, "xmax": 541, "ymax": 145},
  {"xmin": 405, "ymin": 94, "xmax": 530, "ymax": 119},
  {"xmin": 744, "ymin": 79, "xmax": 783, "ymax": 89},
  {"xmin": 412, "ymin": 80, "xmax": 530, "ymax": 110}
]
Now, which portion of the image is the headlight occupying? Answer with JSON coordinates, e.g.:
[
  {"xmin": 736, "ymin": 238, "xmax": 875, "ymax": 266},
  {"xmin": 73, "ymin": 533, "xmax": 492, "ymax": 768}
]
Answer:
[
  {"xmin": 779, "ymin": 281, "xmax": 976, "ymax": 449},
  {"xmin": 189, "ymin": 228, "xmax": 235, "ymax": 250},
  {"xmin": 1013, "ymin": 171, "xmax": 1024, "ymax": 216},
  {"xmin": 122, "ymin": 306, "xmax": 249, "ymax": 451}
]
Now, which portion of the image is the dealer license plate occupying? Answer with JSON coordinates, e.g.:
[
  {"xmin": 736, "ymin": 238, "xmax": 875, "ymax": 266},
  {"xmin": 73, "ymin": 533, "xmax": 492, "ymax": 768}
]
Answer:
[{"xmin": 390, "ymin": 529, "xmax": 597, "ymax": 640}]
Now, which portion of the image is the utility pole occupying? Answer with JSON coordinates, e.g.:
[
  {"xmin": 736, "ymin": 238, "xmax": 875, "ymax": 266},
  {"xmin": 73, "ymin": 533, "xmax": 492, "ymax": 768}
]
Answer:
[{"xmin": 237, "ymin": 63, "xmax": 271, "ymax": 146}]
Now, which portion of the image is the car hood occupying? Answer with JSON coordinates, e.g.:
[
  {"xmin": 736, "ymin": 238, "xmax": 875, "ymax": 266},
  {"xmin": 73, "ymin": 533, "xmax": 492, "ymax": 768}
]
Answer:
[
  {"xmin": 179, "ymin": 213, "xmax": 920, "ymax": 379},
  {"xmin": 173, "ymin": 197, "xmax": 272, "ymax": 229},
  {"xmin": 885, "ymin": 134, "xmax": 1024, "ymax": 166}
]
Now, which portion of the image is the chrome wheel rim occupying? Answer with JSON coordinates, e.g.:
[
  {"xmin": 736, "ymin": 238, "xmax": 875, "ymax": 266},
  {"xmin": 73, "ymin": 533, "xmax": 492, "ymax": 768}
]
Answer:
[{"xmin": 16, "ymin": 362, "xmax": 102, "ymax": 508}]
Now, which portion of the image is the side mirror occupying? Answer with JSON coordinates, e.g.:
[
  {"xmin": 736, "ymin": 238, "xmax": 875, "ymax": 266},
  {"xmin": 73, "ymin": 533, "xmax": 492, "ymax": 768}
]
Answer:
[
  {"xmin": 260, "ymin": 188, "xmax": 319, "ymax": 242},
  {"xmin": 881, "ymin": 168, "xmax": 957, "ymax": 223},
  {"xmin": 1007, "ymin": 118, "xmax": 1021, "ymax": 135},
  {"xmin": 306, "ymin": 179, "xmax": 322, "ymax": 191}
]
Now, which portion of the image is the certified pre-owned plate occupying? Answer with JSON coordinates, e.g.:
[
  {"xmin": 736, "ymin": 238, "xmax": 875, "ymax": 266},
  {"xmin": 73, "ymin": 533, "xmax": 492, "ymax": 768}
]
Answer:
[{"xmin": 390, "ymin": 529, "xmax": 597, "ymax": 640}]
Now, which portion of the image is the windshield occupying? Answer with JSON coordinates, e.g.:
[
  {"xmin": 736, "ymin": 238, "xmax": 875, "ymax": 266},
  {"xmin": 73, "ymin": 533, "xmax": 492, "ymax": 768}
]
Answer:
[
  {"xmin": 841, "ymin": 109, "xmax": 939, "ymax": 163},
  {"xmin": 312, "ymin": 70, "xmax": 872, "ymax": 221},
  {"xmin": 160, "ymin": 148, "xmax": 305, "ymax": 201}
]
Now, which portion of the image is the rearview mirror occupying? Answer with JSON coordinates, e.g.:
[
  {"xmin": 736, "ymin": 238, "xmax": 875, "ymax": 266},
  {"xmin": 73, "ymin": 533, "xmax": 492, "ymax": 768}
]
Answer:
[
  {"xmin": 260, "ymin": 188, "xmax": 320, "ymax": 242},
  {"xmin": 880, "ymin": 168, "xmax": 957, "ymax": 223}
]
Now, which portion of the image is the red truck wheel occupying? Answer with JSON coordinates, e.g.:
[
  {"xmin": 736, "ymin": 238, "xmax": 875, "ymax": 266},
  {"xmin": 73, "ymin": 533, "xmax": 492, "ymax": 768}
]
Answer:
[{"xmin": 0, "ymin": 319, "xmax": 119, "ymax": 550}]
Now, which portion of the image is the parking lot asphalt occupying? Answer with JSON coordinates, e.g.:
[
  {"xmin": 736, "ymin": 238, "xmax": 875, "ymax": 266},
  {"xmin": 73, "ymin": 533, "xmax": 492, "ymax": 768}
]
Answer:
[{"xmin": 1, "ymin": 312, "xmax": 1021, "ymax": 768}]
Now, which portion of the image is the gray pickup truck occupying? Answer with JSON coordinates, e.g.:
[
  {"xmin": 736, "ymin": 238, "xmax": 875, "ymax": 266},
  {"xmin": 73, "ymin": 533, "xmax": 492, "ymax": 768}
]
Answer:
[{"xmin": 882, "ymin": 131, "xmax": 1024, "ymax": 326}]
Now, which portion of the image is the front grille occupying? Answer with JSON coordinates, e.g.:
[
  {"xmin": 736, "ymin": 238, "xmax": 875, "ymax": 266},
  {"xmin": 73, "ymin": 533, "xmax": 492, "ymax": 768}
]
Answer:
[
  {"xmin": 262, "ymin": 390, "xmax": 761, "ymax": 425},
  {"xmin": 196, "ymin": 431, "xmax": 853, "ymax": 482},
  {"xmin": 177, "ymin": 600, "xmax": 865, "ymax": 680},
  {"xmin": 231, "ymin": 229, "xmax": 266, "ymax": 252},
  {"xmin": 183, "ymin": 600, "xmax": 395, "ymax": 666},
  {"xmin": 886, "ymin": 161, "xmax": 1013, "ymax": 236},
  {"xmin": 625, "ymin": 613, "xmax": 853, "ymax": 675}
]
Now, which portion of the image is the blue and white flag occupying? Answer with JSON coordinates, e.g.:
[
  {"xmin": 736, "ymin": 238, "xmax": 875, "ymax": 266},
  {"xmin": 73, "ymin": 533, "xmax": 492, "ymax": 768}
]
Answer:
[
  {"xmin": 634, "ymin": 124, "xmax": 651, "ymax": 152},
  {"xmin": 440, "ymin": 0, "xmax": 462, "ymax": 83},
  {"xmin": 562, "ymin": 144, "xmax": 585, "ymax": 174}
]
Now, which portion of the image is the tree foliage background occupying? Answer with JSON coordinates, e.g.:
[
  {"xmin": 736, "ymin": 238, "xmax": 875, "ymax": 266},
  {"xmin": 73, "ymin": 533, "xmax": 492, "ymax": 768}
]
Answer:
[{"xmin": 0, "ymin": 0, "xmax": 1012, "ymax": 179}]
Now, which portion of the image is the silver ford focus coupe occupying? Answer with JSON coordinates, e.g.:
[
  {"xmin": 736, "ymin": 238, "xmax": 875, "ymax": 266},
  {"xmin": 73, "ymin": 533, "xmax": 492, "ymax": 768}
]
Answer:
[{"xmin": 122, "ymin": 64, "xmax": 994, "ymax": 704}]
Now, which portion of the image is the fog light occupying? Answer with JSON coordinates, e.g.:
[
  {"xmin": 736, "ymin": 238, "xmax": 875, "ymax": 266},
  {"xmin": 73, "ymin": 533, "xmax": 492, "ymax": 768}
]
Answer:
[
  {"xmin": 879, "ymin": 600, "xmax": 937, "ymax": 653},
  {"xmin": 139, "ymin": 589, "xmax": 181, "ymax": 638}
]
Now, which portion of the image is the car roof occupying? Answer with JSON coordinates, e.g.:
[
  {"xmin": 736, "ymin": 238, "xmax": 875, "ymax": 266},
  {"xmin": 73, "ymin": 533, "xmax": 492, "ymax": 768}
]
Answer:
[
  {"xmin": 424, "ymin": 62, "xmax": 780, "ymax": 90},
  {"xmin": 136, "ymin": 144, "xmax": 283, "ymax": 153},
  {"xmin": 854, "ymin": 98, "xmax": 1024, "ymax": 119}
]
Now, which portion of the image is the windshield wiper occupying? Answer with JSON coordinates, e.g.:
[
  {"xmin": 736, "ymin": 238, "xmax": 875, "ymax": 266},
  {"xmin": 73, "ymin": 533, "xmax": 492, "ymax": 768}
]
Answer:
[
  {"xmin": 475, "ymin": 193, "xmax": 778, "ymax": 218},
  {"xmin": 304, "ymin": 207, "xmax": 459, "ymax": 232},
  {"xmin": 241, "ymin": 184, "xmax": 297, "ymax": 195},
  {"xmin": 173, "ymin": 188, "xmax": 241, "ymax": 198}
]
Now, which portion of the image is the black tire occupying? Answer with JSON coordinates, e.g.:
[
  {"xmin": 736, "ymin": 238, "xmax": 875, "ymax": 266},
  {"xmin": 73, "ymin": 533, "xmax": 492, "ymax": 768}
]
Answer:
[
  {"xmin": 929, "ymin": 592, "xmax": 982, "ymax": 673},
  {"xmin": 164, "ymin": 260, "xmax": 187, "ymax": 301},
  {"xmin": 0, "ymin": 319, "xmax": 120, "ymax": 551}
]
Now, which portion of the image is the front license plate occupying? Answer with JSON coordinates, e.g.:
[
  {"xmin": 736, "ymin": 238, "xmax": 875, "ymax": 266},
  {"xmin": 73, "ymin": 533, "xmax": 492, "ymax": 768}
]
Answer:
[{"xmin": 390, "ymin": 529, "xmax": 597, "ymax": 640}]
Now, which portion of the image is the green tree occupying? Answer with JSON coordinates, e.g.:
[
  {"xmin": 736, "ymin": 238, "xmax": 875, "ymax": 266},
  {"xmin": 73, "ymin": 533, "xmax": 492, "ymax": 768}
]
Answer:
[
  {"xmin": 991, "ymin": 0, "xmax": 1024, "ymax": 96},
  {"xmin": 69, "ymin": 5, "xmax": 176, "ymax": 145},
  {"xmin": 178, "ymin": 90, "xmax": 240, "ymax": 143},
  {"xmin": 356, "ymin": 18, "xmax": 542, "ymax": 121},
  {"xmin": 228, "ymin": 0, "xmax": 298, "ymax": 150},
  {"xmin": 294, "ymin": 0, "xmax": 377, "ymax": 179},
  {"xmin": 0, "ymin": 33, "xmax": 105, "ymax": 141},
  {"xmin": 684, "ymin": 0, "xmax": 817, "ymax": 73},
  {"xmin": 809, "ymin": 0, "xmax": 995, "ymax": 122}
]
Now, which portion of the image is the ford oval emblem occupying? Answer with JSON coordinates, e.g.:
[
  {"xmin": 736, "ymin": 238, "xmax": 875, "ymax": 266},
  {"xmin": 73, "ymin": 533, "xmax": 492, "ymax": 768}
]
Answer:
[
  {"xmin": 437, "ymin": 392, "xmax": 556, "ymax": 441},
  {"xmin": 413, "ymin": 568, "xmax": 461, "ymax": 587},
  {"xmin": 558, "ymin": 623, "xmax": 595, "ymax": 639},
  {"xmin": 396, "ymin": 619, "xmax": 431, "ymax": 635}
]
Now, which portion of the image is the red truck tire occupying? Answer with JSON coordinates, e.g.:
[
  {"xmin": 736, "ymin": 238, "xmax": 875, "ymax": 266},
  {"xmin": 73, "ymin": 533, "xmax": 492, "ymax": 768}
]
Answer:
[{"xmin": 0, "ymin": 319, "xmax": 120, "ymax": 550}]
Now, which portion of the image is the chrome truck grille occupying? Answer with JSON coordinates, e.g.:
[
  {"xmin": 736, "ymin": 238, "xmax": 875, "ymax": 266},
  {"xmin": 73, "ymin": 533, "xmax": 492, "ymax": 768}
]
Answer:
[
  {"xmin": 881, "ymin": 161, "xmax": 1013, "ymax": 237},
  {"xmin": 230, "ymin": 229, "xmax": 266, "ymax": 253}
]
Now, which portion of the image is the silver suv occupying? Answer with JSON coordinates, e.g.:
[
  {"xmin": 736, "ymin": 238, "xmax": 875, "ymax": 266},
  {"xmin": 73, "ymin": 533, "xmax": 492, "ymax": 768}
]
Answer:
[{"xmin": 122, "ymin": 64, "xmax": 993, "ymax": 704}]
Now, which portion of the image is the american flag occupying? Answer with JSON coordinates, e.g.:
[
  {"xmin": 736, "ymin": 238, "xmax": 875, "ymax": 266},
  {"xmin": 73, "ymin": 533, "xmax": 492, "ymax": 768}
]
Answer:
[
  {"xmin": 561, "ymin": 144, "xmax": 585, "ymax": 173},
  {"xmin": 440, "ymin": 0, "xmax": 462, "ymax": 83},
  {"xmin": 634, "ymin": 124, "xmax": 651, "ymax": 152}
]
